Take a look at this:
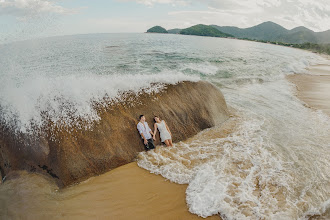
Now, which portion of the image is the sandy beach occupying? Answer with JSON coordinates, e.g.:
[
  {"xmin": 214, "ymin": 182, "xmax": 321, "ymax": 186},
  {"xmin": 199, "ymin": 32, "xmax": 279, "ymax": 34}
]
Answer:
[
  {"xmin": 55, "ymin": 120, "xmax": 236, "ymax": 220},
  {"xmin": 1, "ymin": 119, "xmax": 237, "ymax": 220},
  {"xmin": 0, "ymin": 162, "xmax": 220, "ymax": 220},
  {"xmin": 59, "ymin": 162, "xmax": 221, "ymax": 220},
  {"xmin": 111, "ymin": 58, "xmax": 330, "ymax": 220},
  {"xmin": 287, "ymin": 61, "xmax": 330, "ymax": 116},
  {"xmin": 1, "ymin": 35, "xmax": 330, "ymax": 220}
]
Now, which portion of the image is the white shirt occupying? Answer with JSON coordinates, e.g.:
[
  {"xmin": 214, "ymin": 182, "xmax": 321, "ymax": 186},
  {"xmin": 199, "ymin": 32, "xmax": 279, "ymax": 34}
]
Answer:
[{"xmin": 137, "ymin": 121, "xmax": 152, "ymax": 139}]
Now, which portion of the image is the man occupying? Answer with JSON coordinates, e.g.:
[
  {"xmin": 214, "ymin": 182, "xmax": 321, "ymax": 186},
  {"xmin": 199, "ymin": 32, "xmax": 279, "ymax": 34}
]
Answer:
[{"xmin": 137, "ymin": 115, "xmax": 156, "ymax": 151}]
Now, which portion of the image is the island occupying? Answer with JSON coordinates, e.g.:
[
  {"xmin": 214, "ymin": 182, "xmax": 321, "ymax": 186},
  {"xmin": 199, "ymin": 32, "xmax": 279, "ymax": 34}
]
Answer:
[
  {"xmin": 146, "ymin": 22, "xmax": 330, "ymax": 55},
  {"xmin": 180, "ymin": 24, "xmax": 233, "ymax": 38},
  {"xmin": 147, "ymin": 26, "xmax": 168, "ymax": 33}
]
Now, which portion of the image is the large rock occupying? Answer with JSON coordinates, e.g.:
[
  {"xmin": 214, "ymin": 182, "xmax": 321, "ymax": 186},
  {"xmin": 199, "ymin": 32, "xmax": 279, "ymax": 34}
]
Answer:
[{"xmin": 0, "ymin": 81, "xmax": 229, "ymax": 187}]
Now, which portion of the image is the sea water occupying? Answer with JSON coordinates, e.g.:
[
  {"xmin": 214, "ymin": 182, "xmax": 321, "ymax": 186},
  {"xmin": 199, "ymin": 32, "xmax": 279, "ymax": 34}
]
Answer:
[{"xmin": 0, "ymin": 33, "xmax": 329, "ymax": 219}]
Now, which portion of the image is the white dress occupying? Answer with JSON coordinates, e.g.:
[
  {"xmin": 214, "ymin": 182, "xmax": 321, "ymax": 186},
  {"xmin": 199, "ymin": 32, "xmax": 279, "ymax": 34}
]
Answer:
[{"xmin": 157, "ymin": 120, "xmax": 171, "ymax": 142}]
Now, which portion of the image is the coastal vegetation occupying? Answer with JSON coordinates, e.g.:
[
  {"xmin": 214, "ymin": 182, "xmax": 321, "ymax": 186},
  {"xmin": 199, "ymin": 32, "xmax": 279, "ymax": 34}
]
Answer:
[
  {"xmin": 168, "ymin": 28, "xmax": 181, "ymax": 34},
  {"xmin": 180, "ymin": 24, "xmax": 233, "ymax": 38},
  {"xmin": 211, "ymin": 21, "xmax": 330, "ymax": 44},
  {"xmin": 239, "ymin": 38, "xmax": 330, "ymax": 55},
  {"xmin": 146, "ymin": 21, "xmax": 330, "ymax": 55},
  {"xmin": 293, "ymin": 43, "xmax": 330, "ymax": 55},
  {"xmin": 147, "ymin": 26, "xmax": 168, "ymax": 33}
]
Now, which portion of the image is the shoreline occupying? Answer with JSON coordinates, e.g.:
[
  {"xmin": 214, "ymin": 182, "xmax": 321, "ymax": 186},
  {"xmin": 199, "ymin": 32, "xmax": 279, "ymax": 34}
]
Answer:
[
  {"xmin": 61, "ymin": 162, "xmax": 221, "ymax": 220},
  {"xmin": 145, "ymin": 32, "xmax": 330, "ymax": 57},
  {"xmin": 287, "ymin": 60, "xmax": 330, "ymax": 116},
  {"xmin": 60, "ymin": 118, "xmax": 236, "ymax": 220},
  {"xmin": 0, "ymin": 118, "xmax": 237, "ymax": 220},
  {"xmin": 0, "ymin": 162, "xmax": 220, "ymax": 220}
]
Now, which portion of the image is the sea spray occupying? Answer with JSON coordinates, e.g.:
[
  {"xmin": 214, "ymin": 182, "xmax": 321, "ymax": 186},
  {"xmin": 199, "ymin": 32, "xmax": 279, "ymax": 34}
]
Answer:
[
  {"xmin": 137, "ymin": 75, "xmax": 330, "ymax": 219},
  {"xmin": 0, "ymin": 72, "xmax": 199, "ymax": 134},
  {"xmin": 138, "ymin": 110, "xmax": 330, "ymax": 219},
  {"xmin": 1, "ymin": 33, "xmax": 329, "ymax": 219}
]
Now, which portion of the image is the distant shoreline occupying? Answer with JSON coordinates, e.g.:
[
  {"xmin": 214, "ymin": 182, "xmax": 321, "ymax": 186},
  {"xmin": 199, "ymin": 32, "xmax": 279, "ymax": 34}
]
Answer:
[
  {"xmin": 287, "ymin": 60, "xmax": 330, "ymax": 116},
  {"xmin": 145, "ymin": 31, "xmax": 330, "ymax": 56}
]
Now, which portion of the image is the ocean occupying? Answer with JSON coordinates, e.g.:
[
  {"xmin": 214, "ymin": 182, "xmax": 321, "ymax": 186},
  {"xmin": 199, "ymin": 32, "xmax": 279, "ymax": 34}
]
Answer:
[{"xmin": 0, "ymin": 33, "xmax": 329, "ymax": 219}]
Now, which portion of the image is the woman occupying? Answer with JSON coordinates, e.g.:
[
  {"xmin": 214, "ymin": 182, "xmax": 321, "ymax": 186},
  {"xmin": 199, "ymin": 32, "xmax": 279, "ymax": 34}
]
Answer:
[{"xmin": 153, "ymin": 116, "xmax": 173, "ymax": 147}]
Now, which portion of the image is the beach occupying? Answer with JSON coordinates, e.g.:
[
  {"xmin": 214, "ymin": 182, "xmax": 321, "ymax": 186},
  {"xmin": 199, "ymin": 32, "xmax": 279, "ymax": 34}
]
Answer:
[
  {"xmin": 1, "ymin": 118, "xmax": 237, "ymax": 220},
  {"xmin": 287, "ymin": 60, "xmax": 330, "ymax": 116},
  {"xmin": 91, "ymin": 58, "xmax": 330, "ymax": 220},
  {"xmin": 1, "ymin": 163, "xmax": 220, "ymax": 220},
  {"xmin": 1, "ymin": 34, "xmax": 329, "ymax": 220},
  {"xmin": 59, "ymin": 162, "xmax": 220, "ymax": 220}
]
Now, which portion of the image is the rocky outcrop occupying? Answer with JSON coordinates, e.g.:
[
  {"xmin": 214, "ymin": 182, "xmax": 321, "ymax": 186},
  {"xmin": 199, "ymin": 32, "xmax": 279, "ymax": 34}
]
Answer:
[{"xmin": 0, "ymin": 81, "xmax": 229, "ymax": 187}]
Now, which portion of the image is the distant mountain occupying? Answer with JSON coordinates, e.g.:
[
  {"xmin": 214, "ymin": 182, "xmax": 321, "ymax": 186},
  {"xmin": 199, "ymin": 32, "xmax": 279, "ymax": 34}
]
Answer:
[
  {"xmin": 211, "ymin": 21, "xmax": 288, "ymax": 41},
  {"xmin": 147, "ymin": 26, "xmax": 168, "ymax": 33},
  {"xmin": 146, "ymin": 22, "xmax": 330, "ymax": 44},
  {"xmin": 317, "ymin": 30, "xmax": 330, "ymax": 44},
  {"xmin": 211, "ymin": 21, "xmax": 330, "ymax": 44},
  {"xmin": 289, "ymin": 26, "xmax": 313, "ymax": 34},
  {"xmin": 211, "ymin": 26, "xmax": 243, "ymax": 38},
  {"xmin": 180, "ymin": 24, "xmax": 233, "ymax": 38},
  {"xmin": 278, "ymin": 30, "xmax": 318, "ymax": 44},
  {"xmin": 168, "ymin": 28, "xmax": 182, "ymax": 34}
]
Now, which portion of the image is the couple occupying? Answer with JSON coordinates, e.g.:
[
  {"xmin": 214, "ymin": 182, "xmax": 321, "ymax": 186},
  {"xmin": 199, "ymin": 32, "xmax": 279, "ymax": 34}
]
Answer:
[{"xmin": 137, "ymin": 115, "xmax": 173, "ymax": 151}]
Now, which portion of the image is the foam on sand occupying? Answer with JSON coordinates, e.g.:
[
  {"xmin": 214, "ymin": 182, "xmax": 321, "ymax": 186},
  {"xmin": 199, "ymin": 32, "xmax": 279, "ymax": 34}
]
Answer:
[
  {"xmin": 138, "ymin": 114, "xmax": 330, "ymax": 219},
  {"xmin": 287, "ymin": 63, "xmax": 330, "ymax": 116}
]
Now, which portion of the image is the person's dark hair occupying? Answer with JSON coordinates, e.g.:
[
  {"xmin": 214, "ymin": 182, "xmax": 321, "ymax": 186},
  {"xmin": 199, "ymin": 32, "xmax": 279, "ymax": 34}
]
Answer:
[
  {"xmin": 139, "ymin": 115, "xmax": 144, "ymax": 120},
  {"xmin": 154, "ymin": 116, "xmax": 159, "ymax": 122}
]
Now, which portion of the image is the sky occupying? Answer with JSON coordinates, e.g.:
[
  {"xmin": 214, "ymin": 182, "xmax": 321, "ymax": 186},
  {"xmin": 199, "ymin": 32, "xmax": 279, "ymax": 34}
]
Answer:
[{"xmin": 1, "ymin": 0, "xmax": 330, "ymax": 43}]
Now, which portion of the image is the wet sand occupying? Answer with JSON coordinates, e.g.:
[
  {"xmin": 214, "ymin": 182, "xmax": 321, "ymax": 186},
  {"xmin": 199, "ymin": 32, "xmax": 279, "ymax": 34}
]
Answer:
[
  {"xmin": 0, "ymin": 162, "xmax": 221, "ymax": 220},
  {"xmin": 287, "ymin": 62, "xmax": 330, "ymax": 116},
  {"xmin": 0, "ymin": 114, "xmax": 237, "ymax": 220},
  {"xmin": 60, "ymin": 162, "xmax": 220, "ymax": 220},
  {"xmin": 55, "ymin": 119, "xmax": 236, "ymax": 220},
  {"xmin": 1, "ymin": 118, "xmax": 238, "ymax": 220}
]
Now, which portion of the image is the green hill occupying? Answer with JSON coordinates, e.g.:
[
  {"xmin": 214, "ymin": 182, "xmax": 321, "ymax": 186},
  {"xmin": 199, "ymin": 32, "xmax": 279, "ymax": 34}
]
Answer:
[
  {"xmin": 146, "ymin": 22, "xmax": 330, "ymax": 44},
  {"xmin": 147, "ymin": 26, "xmax": 168, "ymax": 33},
  {"xmin": 210, "ymin": 26, "xmax": 243, "ymax": 38},
  {"xmin": 289, "ymin": 26, "xmax": 313, "ymax": 34},
  {"xmin": 168, "ymin": 28, "xmax": 182, "ymax": 34},
  {"xmin": 180, "ymin": 24, "xmax": 233, "ymax": 38},
  {"xmin": 211, "ymin": 21, "xmax": 288, "ymax": 41},
  {"xmin": 317, "ymin": 30, "xmax": 330, "ymax": 44},
  {"xmin": 211, "ymin": 21, "xmax": 330, "ymax": 44},
  {"xmin": 277, "ymin": 30, "xmax": 318, "ymax": 44}
]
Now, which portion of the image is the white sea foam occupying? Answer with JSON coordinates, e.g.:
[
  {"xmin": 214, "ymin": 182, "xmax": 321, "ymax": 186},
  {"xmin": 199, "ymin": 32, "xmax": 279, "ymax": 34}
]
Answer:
[
  {"xmin": 138, "ymin": 111, "xmax": 330, "ymax": 219},
  {"xmin": 300, "ymin": 199, "xmax": 330, "ymax": 220},
  {"xmin": 183, "ymin": 62, "xmax": 219, "ymax": 75},
  {"xmin": 0, "ymin": 71, "xmax": 199, "ymax": 133},
  {"xmin": 1, "ymin": 34, "xmax": 329, "ymax": 219},
  {"xmin": 138, "ymin": 77, "xmax": 330, "ymax": 219},
  {"xmin": 138, "ymin": 119, "xmax": 295, "ymax": 219},
  {"xmin": 185, "ymin": 119, "xmax": 295, "ymax": 219}
]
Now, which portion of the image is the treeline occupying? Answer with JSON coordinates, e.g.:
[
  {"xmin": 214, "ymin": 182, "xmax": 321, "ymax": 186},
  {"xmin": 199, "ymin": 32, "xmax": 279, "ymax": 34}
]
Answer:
[
  {"xmin": 146, "ymin": 25, "xmax": 330, "ymax": 55},
  {"xmin": 180, "ymin": 24, "xmax": 233, "ymax": 38},
  {"xmin": 239, "ymin": 38, "xmax": 330, "ymax": 55},
  {"xmin": 292, "ymin": 43, "xmax": 330, "ymax": 55}
]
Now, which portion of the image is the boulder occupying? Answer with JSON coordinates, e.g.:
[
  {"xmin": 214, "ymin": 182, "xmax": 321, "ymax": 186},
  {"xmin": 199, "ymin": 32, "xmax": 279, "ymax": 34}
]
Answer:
[{"xmin": 0, "ymin": 81, "xmax": 229, "ymax": 187}]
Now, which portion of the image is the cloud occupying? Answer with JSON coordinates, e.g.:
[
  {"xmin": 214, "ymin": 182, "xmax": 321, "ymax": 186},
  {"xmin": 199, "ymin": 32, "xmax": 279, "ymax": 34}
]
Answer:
[
  {"xmin": 116, "ymin": 0, "xmax": 189, "ymax": 7},
  {"xmin": 117, "ymin": 0, "xmax": 330, "ymax": 31},
  {"xmin": 165, "ymin": 0, "xmax": 330, "ymax": 31},
  {"xmin": 0, "ymin": 0, "xmax": 78, "ymax": 18}
]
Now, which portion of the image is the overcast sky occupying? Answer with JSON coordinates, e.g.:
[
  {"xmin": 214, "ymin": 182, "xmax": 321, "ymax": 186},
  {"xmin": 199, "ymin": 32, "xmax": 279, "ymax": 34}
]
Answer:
[{"xmin": 1, "ymin": 0, "xmax": 330, "ymax": 43}]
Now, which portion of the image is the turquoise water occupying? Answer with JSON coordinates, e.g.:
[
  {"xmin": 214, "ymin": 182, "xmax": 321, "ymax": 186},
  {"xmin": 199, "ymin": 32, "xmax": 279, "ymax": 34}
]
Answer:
[{"xmin": 0, "ymin": 33, "xmax": 329, "ymax": 219}]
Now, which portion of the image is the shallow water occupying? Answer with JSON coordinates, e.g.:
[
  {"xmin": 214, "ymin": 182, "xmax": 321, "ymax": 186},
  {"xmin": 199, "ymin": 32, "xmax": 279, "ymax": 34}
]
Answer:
[{"xmin": 0, "ymin": 33, "xmax": 329, "ymax": 219}]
